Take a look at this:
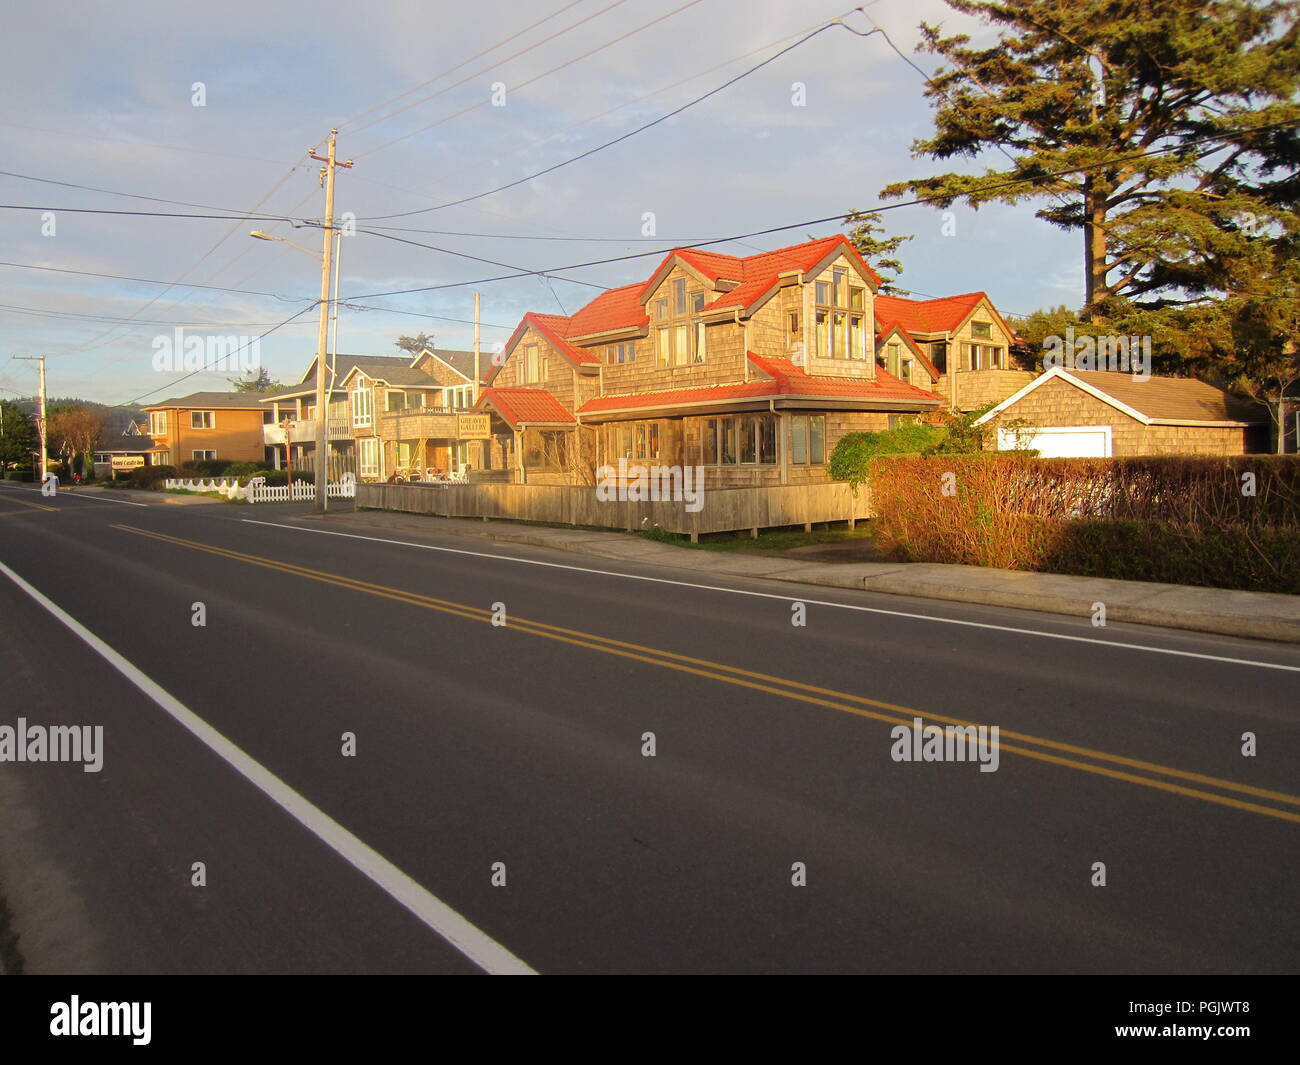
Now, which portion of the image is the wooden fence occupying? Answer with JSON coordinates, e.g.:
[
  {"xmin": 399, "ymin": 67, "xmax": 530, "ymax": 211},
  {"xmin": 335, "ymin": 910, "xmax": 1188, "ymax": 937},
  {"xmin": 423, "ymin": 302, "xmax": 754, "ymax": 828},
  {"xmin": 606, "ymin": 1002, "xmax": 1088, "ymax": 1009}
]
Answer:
[{"xmin": 356, "ymin": 481, "xmax": 873, "ymax": 538}]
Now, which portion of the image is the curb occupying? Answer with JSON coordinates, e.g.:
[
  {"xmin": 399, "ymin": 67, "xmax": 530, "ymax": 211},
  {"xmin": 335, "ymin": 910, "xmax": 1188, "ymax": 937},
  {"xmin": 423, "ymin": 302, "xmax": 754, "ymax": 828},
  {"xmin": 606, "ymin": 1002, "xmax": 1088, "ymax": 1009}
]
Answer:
[{"xmin": 340, "ymin": 510, "xmax": 1300, "ymax": 645}]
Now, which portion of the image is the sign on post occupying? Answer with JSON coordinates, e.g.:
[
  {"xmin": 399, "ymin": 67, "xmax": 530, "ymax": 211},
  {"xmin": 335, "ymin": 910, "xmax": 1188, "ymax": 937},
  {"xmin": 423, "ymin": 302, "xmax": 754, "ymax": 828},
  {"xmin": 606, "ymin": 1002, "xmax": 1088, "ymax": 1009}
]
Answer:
[
  {"xmin": 111, "ymin": 456, "xmax": 146, "ymax": 471},
  {"xmin": 457, "ymin": 414, "xmax": 491, "ymax": 439}
]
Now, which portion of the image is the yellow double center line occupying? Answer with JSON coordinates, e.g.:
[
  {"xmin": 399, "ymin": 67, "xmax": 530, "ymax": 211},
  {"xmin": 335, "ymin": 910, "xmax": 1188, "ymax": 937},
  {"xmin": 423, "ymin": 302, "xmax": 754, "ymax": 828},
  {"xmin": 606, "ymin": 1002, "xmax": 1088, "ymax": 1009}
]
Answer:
[
  {"xmin": 113, "ymin": 522, "xmax": 1300, "ymax": 825},
  {"xmin": 0, "ymin": 492, "xmax": 57, "ymax": 512}
]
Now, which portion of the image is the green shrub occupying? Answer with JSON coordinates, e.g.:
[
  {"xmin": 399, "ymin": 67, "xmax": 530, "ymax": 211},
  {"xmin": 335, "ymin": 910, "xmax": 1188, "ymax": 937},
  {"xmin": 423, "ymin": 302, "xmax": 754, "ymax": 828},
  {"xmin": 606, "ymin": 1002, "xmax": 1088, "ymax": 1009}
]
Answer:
[
  {"xmin": 222, "ymin": 462, "xmax": 267, "ymax": 478},
  {"xmin": 4, "ymin": 469, "xmax": 33, "ymax": 481},
  {"xmin": 128, "ymin": 464, "xmax": 177, "ymax": 490},
  {"xmin": 828, "ymin": 422, "xmax": 947, "ymax": 488},
  {"xmin": 179, "ymin": 458, "xmax": 234, "ymax": 477}
]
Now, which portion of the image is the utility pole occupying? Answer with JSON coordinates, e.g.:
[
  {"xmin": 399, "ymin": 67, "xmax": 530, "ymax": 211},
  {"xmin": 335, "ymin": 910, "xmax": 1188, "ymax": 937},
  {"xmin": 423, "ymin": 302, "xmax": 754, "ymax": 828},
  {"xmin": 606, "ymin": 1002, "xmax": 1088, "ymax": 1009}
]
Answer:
[
  {"xmin": 308, "ymin": 129, "xmax": 352, "ymax": 513},
  {"xmin": 473, "ymin": 291, "xmax": 482, "ymax": 407},
  {"xmin": 12, "ymin": 355, "xmax": 46, "ymax": 485}
]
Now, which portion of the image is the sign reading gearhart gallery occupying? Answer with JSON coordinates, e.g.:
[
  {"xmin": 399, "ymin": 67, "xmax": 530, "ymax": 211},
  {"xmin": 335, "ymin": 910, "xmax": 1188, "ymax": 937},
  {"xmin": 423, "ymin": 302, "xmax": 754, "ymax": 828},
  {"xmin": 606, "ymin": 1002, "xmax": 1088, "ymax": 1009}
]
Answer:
[{"xmin": 457, "ymin": 414, "xmax": 491, "ymax": 439}]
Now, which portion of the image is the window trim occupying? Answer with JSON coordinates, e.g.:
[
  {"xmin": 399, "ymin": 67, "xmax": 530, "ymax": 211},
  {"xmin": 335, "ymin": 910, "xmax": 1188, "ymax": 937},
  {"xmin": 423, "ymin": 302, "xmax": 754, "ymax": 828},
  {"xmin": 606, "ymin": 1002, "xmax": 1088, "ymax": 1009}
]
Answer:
[
  {"xmin": 352, "ymin": 383, "xmax": 373, "ymax": 427},
  {"xmin": 190, "ymin": 410, "xmax": 214, "ymax": 430},
  {"xmin": 789, "ymin": 414, "xmax": 827, "ymax": 465}
]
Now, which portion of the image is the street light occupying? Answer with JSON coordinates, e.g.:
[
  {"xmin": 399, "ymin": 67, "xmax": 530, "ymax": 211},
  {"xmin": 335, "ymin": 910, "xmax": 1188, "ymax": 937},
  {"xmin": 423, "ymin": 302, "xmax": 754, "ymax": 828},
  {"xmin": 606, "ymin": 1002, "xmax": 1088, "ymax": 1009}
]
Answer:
[{"xmin": 249, "ymin": 230, "xmax": 322, "ymax": 262}]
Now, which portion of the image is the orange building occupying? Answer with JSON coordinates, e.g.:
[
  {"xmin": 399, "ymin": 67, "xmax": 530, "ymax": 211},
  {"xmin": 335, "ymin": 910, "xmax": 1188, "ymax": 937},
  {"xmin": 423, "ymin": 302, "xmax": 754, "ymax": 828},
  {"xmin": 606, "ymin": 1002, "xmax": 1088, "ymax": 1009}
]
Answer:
[{"xmin": 140, "ymin": 392, "xmax": 268, "ymax": 467}]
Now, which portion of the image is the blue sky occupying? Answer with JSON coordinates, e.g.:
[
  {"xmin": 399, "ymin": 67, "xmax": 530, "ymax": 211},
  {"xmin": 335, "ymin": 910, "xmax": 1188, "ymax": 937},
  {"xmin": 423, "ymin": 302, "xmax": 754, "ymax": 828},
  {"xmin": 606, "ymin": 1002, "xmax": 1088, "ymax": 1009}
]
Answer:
[{"xmin": 0, "ymin": 0, "xmax": 1086, "ymax": 408}]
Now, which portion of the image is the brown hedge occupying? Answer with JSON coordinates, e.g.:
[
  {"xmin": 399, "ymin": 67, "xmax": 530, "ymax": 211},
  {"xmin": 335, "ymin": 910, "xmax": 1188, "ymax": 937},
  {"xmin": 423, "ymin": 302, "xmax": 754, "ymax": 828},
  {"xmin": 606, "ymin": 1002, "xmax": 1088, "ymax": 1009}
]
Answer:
[{"xmin": 868, "ymin": 455, "xmax": 1300, "ymax": 593}]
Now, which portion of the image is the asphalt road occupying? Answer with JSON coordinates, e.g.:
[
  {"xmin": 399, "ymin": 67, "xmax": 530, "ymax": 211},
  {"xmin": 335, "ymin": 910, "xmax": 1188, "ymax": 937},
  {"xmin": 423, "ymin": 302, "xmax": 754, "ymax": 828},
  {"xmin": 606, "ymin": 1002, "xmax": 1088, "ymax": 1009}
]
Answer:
[{"xmin": 0, "ymin": 481, "xmax": 1297, "ymax": 974}]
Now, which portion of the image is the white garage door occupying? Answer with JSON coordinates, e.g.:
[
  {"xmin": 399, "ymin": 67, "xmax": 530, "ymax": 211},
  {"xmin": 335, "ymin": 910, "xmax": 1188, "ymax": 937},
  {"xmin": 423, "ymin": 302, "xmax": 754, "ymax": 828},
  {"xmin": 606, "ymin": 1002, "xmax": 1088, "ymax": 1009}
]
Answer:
[{"xmin": 997, "ymin": 425, "xmax": 1112, "ymax": 457}]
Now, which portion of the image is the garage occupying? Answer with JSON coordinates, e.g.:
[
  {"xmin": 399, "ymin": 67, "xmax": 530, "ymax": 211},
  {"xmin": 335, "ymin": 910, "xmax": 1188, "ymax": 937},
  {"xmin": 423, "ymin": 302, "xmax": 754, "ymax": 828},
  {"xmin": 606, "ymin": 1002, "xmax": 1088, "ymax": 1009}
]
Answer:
[
  {"xmin": 996, "ymin": 425, "xmax": 1111, "ymax": 457},
  {"xmin": 977, "ymin": 368, "xmax": 1266, "ymax": 457}
]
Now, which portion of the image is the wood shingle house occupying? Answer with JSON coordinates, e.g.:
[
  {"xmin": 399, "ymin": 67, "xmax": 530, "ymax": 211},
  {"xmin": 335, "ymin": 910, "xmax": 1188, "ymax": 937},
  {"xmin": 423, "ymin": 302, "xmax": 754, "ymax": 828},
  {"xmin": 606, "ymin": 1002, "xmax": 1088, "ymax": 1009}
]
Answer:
[
  {"xmin": 975, "ymin": 367, "xmax": 1270, "ymax": 457},
  {"xmin": 472, "ymin": 235, "xmax": 1008, "ymax": 487}
]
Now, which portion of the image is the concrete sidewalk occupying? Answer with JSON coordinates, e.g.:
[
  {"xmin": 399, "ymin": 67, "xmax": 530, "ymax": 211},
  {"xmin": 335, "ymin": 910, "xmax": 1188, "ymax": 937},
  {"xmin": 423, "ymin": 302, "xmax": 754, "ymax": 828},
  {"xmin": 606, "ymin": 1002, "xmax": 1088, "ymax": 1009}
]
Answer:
[{"xmin": 302, "ymin": 508, "xmax": 1300, "ymax": 644}]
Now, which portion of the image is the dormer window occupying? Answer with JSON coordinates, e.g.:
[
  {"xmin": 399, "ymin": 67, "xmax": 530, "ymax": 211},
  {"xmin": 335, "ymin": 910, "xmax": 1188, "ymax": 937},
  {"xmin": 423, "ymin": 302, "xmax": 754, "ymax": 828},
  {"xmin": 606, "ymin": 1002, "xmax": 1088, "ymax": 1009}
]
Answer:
[
  {"xmin": 655, "ymin": 281, "xmax": 707, "ymax": 366},
  {"xmin": 814, "ymin": 272, "xmax": 867, "ymax": 360},
  {"xmin": 971, "ymin": 320, "xmax": 993, "ymax": 339}
]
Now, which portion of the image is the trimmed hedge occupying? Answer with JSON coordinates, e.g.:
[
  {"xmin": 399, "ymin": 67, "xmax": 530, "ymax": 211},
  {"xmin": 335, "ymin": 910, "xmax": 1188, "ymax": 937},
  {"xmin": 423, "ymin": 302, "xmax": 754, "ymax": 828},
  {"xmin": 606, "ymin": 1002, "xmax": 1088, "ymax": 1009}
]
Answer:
[
  {"xmin": 868, "ymin": 455, "xmax": 1300, "ymax": 593},
  {"xmin": 128, "ymin": 464, "xmax": 177, "ymax": 490}
]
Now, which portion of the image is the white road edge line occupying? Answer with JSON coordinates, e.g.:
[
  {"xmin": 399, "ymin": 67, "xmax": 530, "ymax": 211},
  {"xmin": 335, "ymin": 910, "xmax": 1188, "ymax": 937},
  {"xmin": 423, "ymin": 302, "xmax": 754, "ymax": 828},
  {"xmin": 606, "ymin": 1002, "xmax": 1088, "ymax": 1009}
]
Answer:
[
  {"xmin": 0, "ymin": 558, "xmax": 537, "ymax": 976},
  {"xmin": 242, "ymin": 518, "xmax": 1300, "ymax": 674},
  {"xmin": 0, "ymin": 482, "xmax": 148, "ymax": 506}
]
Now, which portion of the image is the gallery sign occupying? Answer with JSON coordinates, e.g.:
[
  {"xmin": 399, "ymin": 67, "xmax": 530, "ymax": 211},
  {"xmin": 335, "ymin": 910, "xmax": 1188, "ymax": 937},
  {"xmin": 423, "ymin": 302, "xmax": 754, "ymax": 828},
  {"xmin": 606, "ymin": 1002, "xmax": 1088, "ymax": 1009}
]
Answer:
[{"xmin": 457, "ymin": 414, "xmax": 491, "ymax": 439}]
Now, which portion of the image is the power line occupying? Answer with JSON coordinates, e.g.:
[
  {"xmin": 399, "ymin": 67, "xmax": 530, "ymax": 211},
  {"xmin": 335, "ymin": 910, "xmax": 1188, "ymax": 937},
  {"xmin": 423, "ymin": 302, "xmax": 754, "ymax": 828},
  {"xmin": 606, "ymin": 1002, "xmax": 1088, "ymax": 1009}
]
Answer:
[
  {"xmin": 115, "ymin": 305, "xmax": 317, "ymax": 409},
  {"xmin": 351, "ymin": 0, "xmax": 676, "ymax": 156},
  {"xmin": 356, "ymin": 227, "xmax": 609, "ymax": 290},
  {"xmin": 0, "ymin": 203, "xmax": 309, "ymax": 222},
  {"xmin": 0, "ymin": 168, "xmax": 299, "ymax": 216},
  {"xmin": 0, "ymin": 302, "xmax": 319, "ymax": 329},
  {"xmin": 369, "ymin": 8, "xmax": 842, "ymax": 227},
  {"xmin": 50, "ymin": 157, "xmax": 315, "ymax": 360},
  {"xmin": 343, "ymin": 117, "xmax": 1300, "ymax": 300},
  {"xmin": 352, "ymin": 0, "xmax": 709, "ymax": 159},
  {"xmin": 343, "ymin": 0, "xmax": 614, "ymax": 136},
  {"xmin": 356, "ymin": 14, "xmax": 863, "ymax": 219},
  {"xmin": 0, "ymin": 260, "xmax": 312, "ymax": 303}
]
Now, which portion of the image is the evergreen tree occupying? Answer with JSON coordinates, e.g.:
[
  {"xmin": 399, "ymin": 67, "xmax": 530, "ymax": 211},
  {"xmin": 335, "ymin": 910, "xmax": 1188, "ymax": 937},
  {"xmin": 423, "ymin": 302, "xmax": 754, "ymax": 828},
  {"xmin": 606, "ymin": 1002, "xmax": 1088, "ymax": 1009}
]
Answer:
[
  {"xmin": 843, "ymin": 210, "xmax": 913, "ymax": 294},
  {"xmin": 881, "ymin": 0, "xmax": 1300, "ymax": 321}
]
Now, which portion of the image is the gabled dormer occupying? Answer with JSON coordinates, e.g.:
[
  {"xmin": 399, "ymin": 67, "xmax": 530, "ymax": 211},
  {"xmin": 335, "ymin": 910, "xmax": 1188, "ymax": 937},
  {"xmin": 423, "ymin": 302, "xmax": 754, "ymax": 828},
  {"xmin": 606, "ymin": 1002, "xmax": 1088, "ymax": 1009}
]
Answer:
[
  {"xmin": 876, "ymin": 323, "xmax": 941, "ymax": 390},
  {"xmin": 486, "ymin": 312, "xmax": 601, "ymax": 413}
]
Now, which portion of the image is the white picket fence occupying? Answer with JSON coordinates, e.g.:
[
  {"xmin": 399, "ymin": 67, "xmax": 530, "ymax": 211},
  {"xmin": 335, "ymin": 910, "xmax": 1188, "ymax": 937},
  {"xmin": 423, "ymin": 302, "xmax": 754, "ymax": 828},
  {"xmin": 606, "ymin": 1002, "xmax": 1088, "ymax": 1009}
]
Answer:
[{"xmin": 165, "ymin": 473, "xmax": 356, "ymax": 504}]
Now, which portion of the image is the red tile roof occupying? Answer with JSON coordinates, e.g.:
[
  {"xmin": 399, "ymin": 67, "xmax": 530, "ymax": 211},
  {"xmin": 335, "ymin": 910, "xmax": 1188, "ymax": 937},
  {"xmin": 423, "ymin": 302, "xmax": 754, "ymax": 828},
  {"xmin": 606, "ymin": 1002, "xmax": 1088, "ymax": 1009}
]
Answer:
[
  {"xmin": 578, "ymin": 353, "xmax": 942, "ymax": 414},
  {"xmin": 876, "ymin": 321, "xmax": 941, "ymax": 381},
  {"xmin": 527, "ymin": 312, "xmax": 600, "ymax": 366},
  {"xmin": 487, "ymin": 311, "xmax": 600, "ymax": 385},
  {"xmin": 565, "ymin": 283, "xmax": 648, "ymax": 337},
  {"xmin": 476, "ymin": 387, "xmax": 575, "ymax": 426},
  {"xmin": 874, "ymin": 291, "xmax": 989, "ymax": 334},
  {"xmin": 747, "ymin": 352, "xmax": 941, "ymax": 402},
  {"xmin": 628, "ymin": 235, "xmax": 883, "ymax": 317}
]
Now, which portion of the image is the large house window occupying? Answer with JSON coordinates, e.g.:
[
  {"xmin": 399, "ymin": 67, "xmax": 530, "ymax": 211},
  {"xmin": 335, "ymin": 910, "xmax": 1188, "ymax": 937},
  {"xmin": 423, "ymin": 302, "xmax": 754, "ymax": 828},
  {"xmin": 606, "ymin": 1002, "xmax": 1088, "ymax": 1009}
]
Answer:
[
  {"xmin": 446, "ymin": 386, "xmax": 472, "ymax": 409},
  {"xmin": 358, "ymin": 437, "xmax": 379, "ymax": 478},
  {"xmin": 612, "ymin": 422, "xmax": 661, "ymax": 460},
  {"xmin": 790, "ymin": 414, "xmax": 826, "ymax": 465},
  {"xmin": 655, "ymin": 281, "xmax": 707, "ymax": 366},
  {"xmin": 190, "ymin": 411, "xmax": 214, "ymax": 429},
  {"xmin": 971, "ymin": 320, "xmax": 993, "ymax": 339},
  {"xmin": 148, "ymin": 411, "xmax": 168, "ymax": 436},
  {"xmin": 814, "ymin": 271, "xmax": 867, "ymax": 360},
  {"xmin": 964, "ymin": 344, "xmax": 1006, "ymax": 370},
  {"xmin": 606, "ymin": 342, "xmax": 636, "ymax": 364},
  {"xmin": 700, "ymin": 414, "xmax": 777, "ymax": 465},
  {"xmin": 192, "ymin": 449, "xmax": 216, "ymax": 461},
  {"xmin": 352, "ymin": 383, "xmax": 373, "ymax": 427}
]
